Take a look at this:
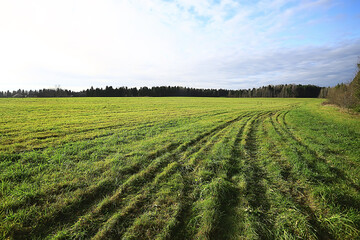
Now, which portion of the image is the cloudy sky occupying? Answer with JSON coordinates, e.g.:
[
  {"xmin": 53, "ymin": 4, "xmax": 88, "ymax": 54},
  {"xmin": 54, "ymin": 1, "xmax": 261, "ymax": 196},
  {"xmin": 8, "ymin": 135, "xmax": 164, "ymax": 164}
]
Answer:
[{"xmin": 1, "ymin": 0, "xmax": 360, "ymax": 91}]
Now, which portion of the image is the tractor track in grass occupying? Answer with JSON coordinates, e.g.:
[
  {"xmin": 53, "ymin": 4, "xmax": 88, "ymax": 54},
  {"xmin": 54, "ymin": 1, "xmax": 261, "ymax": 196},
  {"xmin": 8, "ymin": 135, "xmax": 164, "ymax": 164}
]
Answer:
[
  {"xmin": 88, "ymin": 162, "xmax": 181, "ymax": 240},
  {"xmin": 211, "ymin": 111, "xmax": 272, "ymax": 240},
  {"xmin": 1, "ymin": 111, "xmax": 232, "ymax": 154},
  {"xmin": 277, "ymin": 111, "xmax": 360, "ymax": 198},
  {"xmin": 257, "ymin": 113, "xmax": 321, "ymax": 239},
  {"xmin": 8, "ymin": 142, "xmax": 180, "ymax": 239},
  {"xmin": 279, "ymin": 111, "xmax": 360, "ymax": 193},
  {"xmin": 26, "ymin": 112, "xmax": 252, "ymax": 239},
  {"xmin": 6, "ymin": 113, "xmax": 247, "ymax": 239},
  {"xmin": 276, "ymin": 111, "xmax": 360, "ymax": 232},
  {"xmin": 3, "ymin": 98, "xmax": 359, "ymax": 240},
  {"xmin": 84, "ymin": 125, "xmax": 232, "ymax": 240},
  {"xmin": 73, "ymin": 112, "xmax": 253, "ymax": 240},
  {"xmin": 169, "ymin": 112, "xmax": 257, "ymax": 240},
  {"xmin": 269, "ymin": 112, "xmax": 335, "ymax": 240},
  {"xmin": 241, "ymin": 112, "xmax": 275, "ymax": 239},
  {"xmin": 170, "ymin": 111, "xmax": 271, "ymax": 240},
  {"xmin": 212, "ymin": 111, "xmax": 273, "ymax": 240},
  {"xmin": 104, "ymin": 112, "xmax": 257, "ymax": 240}
]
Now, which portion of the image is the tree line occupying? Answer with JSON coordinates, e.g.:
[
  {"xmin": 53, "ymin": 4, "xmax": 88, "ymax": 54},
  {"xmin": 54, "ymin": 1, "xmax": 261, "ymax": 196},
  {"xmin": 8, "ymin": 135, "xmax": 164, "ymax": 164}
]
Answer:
[
  {"xmin": 0, "ymin": 88, "xmax": 84, "ymax": 98},
  {"xmin": 0, "ymin": 84, "xmax": 323, "ymax": 98},
  {"xmin": 325, "ymin": 63, "xmax": 360, "ymax": 112}
]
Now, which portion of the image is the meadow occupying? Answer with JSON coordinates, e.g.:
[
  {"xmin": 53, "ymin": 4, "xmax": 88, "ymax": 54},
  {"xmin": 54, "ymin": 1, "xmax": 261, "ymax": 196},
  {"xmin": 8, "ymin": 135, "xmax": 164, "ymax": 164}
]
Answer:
[{"xmin": 0, "ymin": 97, "xmax": 359, "ymax": 240}]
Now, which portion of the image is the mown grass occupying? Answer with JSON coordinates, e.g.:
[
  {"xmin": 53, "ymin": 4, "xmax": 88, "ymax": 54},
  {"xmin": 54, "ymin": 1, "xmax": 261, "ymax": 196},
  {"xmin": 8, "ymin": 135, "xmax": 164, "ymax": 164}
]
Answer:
[{"xmin": 0, "ymin": 97, "xmax": 359, "ymax": 239}]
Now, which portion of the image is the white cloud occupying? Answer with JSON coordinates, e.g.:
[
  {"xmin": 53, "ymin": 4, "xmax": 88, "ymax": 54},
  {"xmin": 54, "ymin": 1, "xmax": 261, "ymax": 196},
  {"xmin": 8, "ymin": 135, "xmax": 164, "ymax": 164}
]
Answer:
[{"xmin": 0, "ymin": 0, "xmax": 359, "ymax": 91}]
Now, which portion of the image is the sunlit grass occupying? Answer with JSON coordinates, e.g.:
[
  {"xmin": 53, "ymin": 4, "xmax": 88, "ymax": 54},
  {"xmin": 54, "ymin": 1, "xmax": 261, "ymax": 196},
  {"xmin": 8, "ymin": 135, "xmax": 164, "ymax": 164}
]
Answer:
[{"xmin": 0, "ymin": 97, "xmax": 359, "ymax": 239}]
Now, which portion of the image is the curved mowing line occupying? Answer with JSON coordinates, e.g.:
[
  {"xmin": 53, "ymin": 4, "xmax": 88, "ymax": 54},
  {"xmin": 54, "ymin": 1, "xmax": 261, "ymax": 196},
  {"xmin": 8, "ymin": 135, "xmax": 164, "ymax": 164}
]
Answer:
[
  {"xmin": 207, "ymin": 118, "xmax": 254, "ymax": 240},
  {"xmin": 2, "ymin": 153, "xmax": 120, "ymax": 213},
  {"xmin": 241, "ymin": 111, "xmax": 272, "ymax": 152},
  {"xmin": 142, "ymin": 118, "xmax": 255, "ymax": 240},
  {"xmin": 270, "ymin": 112, "xmax": 316, "ymax": 182},
  {"xmin": 90, "ymin": 113, "xmax": 253, "ymax": 239},
  {"xmin": 7, "ymin": 121, "xmax": 205, "ymax": 238},
  {"xmin": 241, "ymin": 112, "xmax": 277, "ymax": 239},
  {"xmin": 168, "ymin": 113, "xmax": 257, "ymax": 240},
  {"xmin": 2, "ymin": 111, "xmax": 235, "ymax": 154},
  {"xmin": 205, "ymin": 112, "xmax": 271, "ymax": 240},
  {"xmin": 11, "ymin": 143, "xmax": 179, "ymax": 239},
  {"xmin": 174, "ymin": 112, "xmax": 269, "ymax": 240},
  {"xmin": 279, "ymin": 111, "xmax": 360, "ymax": 193},
  {"xmin": 278, "ymin": 110, "xmax": 337, "ymax": 166},
  {"xmin": 269, "ymin": 112, "xmax": 336, "ymax": 240},
  {"xmin": 48, "ymin": 112, "xmax": 250, "ymax": 239},
  {"xmin": 2, "ymin": 121, "xmax": 195, "ymax": 214},
  {"xmin": 26, "ymin": 152, "xmax": 177, "ymax": 238},
  {"xmin": 90, "ymin": 162, "xmax": 182, "ymax": 240},
  {"xmin": 122, "ymin": 112, "xmax": 256, "ymax": 240},
  {"xmin": 92, "ymin": 125, "xmax": 232, "ymax": 240},
  {"xmin": 12, "ymin": 113, "xmax": 249, "ymax": 238},
  {"xmin": 276, "ymin": 111, "xmax": 328, "ymax": 164},
  {"xmin": 92, "ymin": 112, "xmax": 250, "ymax": 209},
  {"xmin": 259, "ymin": 115, "xmax": 319, "ymax": 239},
  {"xmin": 200, "ymin": 111, "xmax": 274, "ymax": 240},
  {"xmin": 277, "ymin": 111, "xmax": 360, "ymax": 238},
  {"xmin": 262, "ymin": 113, "xmax": 293, "ymax": 183},
  {"xmin": 277, "ymin": 111, "xmax": 349, "ymax": 183}
]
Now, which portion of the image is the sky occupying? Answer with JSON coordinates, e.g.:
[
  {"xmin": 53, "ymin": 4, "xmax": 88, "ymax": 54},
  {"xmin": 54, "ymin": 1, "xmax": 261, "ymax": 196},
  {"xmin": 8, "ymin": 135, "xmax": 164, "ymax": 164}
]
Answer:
[{"xmin": 1, "ymin": 0, "xmax": 360, "ymax": 91}]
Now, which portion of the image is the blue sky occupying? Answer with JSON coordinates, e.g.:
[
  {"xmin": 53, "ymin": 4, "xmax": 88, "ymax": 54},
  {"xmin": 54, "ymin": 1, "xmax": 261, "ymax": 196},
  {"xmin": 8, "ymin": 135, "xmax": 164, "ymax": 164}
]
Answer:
[{"xmin": 1, "ymin": 0, "xmax": 360, "ymax": 91}]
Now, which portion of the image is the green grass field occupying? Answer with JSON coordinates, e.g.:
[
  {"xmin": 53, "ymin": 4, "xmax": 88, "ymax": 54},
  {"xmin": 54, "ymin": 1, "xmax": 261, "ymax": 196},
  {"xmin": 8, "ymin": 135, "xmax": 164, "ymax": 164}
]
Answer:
[{"xmin": 1, "ymin": 97, "xmax": 359, "ymax": 240}]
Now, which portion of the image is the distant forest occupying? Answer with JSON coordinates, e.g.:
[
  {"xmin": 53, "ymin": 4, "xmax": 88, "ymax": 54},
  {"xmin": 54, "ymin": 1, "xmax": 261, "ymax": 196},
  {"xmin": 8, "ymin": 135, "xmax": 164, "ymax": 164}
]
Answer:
[{"xmin": 0, "ymin": 84, "xmax": 324, "ymax": 98}]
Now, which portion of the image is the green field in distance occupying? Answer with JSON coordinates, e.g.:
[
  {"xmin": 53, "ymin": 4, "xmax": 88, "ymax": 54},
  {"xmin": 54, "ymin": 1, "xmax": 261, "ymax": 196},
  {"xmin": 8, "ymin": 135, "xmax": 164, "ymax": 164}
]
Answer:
[{"xmin": 1, "ymin": 97, "xmax": 359, "ymax": 239}]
